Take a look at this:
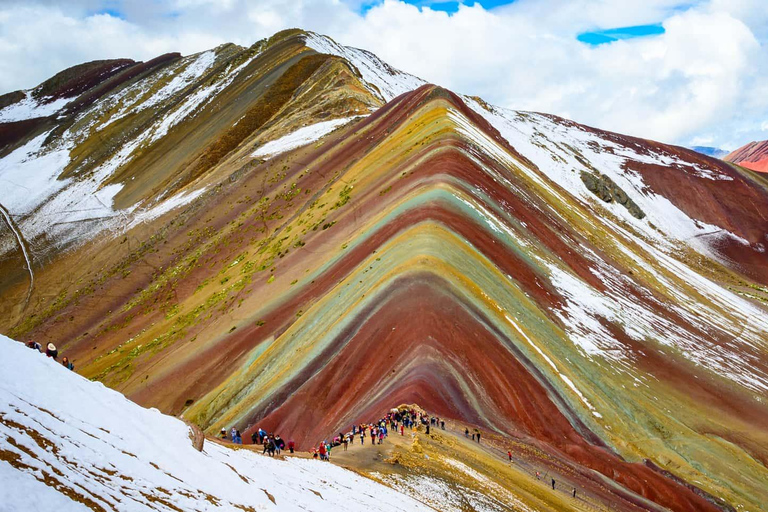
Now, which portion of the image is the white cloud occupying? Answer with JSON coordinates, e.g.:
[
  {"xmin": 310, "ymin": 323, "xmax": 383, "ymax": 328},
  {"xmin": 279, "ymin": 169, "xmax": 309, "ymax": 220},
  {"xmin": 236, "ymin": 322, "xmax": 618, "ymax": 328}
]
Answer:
[{"xmin": 0, "ymin": 0, "xmax": 767, "ymax": 149}]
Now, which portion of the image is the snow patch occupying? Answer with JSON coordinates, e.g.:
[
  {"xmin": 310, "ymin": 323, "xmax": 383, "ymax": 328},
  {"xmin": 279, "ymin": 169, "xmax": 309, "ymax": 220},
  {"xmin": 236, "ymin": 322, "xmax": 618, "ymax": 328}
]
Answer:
[
  {"xmin": 252, "ymin": 116, "xmax": 362, "ymax": 159},
  {"xmin": 303, "ymin": 32, "xmax": 426, "ymax": 102},
  {"xmin": 0, "ymin": 91, "xmax": 74, "ymax": 122},
  {"xmin": 129, "ymin": 188, "xmax": 207, "ymax": 228}
]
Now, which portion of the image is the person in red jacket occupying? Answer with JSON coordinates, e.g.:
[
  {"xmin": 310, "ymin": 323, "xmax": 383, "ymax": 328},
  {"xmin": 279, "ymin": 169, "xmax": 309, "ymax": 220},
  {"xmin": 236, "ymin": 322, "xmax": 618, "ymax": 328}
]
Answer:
[{"xmin": 318, "ymin": 442, "xmax": 327, "ymax": 461}]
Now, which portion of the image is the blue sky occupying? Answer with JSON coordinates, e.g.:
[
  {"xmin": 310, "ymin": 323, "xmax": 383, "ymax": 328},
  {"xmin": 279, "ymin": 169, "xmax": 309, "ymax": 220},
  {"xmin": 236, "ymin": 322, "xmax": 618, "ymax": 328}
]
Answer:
[
  {"xmin": 1, "ymin": 0, "xmax": 767, "ymax": 149},
  {"xmin": 577, "ymin": 24, "xmax": 666, "ymax": 45},
  {"xmin": 361, "ymin": 0, "xmax": 516, "ymax": 14},
  {"xmin": 363, "ymin": 0, "xmax": 669, "ymax": 46}
]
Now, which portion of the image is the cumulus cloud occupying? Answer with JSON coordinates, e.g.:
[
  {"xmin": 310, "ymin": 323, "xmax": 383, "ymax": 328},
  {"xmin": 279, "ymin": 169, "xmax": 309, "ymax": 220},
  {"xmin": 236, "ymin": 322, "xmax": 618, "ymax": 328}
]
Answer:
[{"xmin": 1, "ymin": 0, "xmax": 767, "ymax": 149}]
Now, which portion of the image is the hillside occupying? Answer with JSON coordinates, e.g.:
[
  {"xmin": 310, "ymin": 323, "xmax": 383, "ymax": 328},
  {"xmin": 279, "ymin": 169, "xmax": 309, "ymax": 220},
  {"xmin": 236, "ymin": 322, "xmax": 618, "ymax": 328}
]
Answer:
[
  {"xmin": 724, "ymin": 139, "xmax": 768, "ymax": 173},
  {"xmin": 0, "ymin": 334, "xmax": 435, "ymax": 511},
  {"xmin": 1, "ymin": 29, "xmax": 768, "ymax": 512}
]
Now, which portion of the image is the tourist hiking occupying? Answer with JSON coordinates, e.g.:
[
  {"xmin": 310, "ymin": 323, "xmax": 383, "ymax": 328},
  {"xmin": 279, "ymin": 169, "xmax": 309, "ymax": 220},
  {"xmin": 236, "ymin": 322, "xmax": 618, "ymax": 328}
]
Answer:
[{"xmin": 24, "ymin": 339, "xmax": 75, "ymax": 370}]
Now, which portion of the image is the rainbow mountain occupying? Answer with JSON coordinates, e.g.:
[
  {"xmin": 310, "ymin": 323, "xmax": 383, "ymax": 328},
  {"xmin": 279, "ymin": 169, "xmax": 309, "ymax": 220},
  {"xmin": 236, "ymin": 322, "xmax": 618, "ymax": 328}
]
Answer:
[{"xmin": 1, "ymin": 29, "xmax": 767, "ymax": 512}]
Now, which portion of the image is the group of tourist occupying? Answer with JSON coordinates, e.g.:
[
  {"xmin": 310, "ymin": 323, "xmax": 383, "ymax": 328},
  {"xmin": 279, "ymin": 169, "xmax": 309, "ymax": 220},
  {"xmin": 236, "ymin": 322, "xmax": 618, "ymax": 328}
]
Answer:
[
  {"xmin": 254, "ymin": 428, "xmax": 294, "ymax": 456},
  {"xmin": 219, "ymin": 426, "xmax": 295, "ymax": 457},
  {"xmin": 26, "ymin": 340, "xmax": 74, "ymax": 371},
  {"xmin": 310, "ymin": 407, "xmax": 450, "ymax": 461},
  {"xmin": 218, "ymin": 405, "xmax": 580, "ymax": 501},
  {"xmin": 464, "ymin": 427, "xmax": 482, "ymax": 443}
]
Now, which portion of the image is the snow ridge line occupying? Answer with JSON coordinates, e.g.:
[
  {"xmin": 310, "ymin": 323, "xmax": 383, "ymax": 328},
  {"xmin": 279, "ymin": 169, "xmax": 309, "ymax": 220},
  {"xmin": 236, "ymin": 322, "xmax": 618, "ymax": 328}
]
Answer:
[{"xmin": 0, "ymin": 202, "xmax": 34, "ymax": 311}]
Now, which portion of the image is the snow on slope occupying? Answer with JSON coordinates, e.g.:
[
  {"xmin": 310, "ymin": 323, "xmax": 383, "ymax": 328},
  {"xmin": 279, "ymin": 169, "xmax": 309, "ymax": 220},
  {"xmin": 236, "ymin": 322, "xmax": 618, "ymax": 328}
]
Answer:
[
  {"xmin": 0, "ymin": 334, "xmax": 434, "ymax": 512},
  {"xmin": 252, "ymin": 116, "xmax": 363, "ymax": 159},
  {"xmin": 95, "ymin": 50, "xmax": 218, "ymax": 131},
  {"xmin": 0, "ymin": 91, "xmax": 74, "ymax": 123},
  {"xmin": 0, "ymin": 48, "xmax": 256, "ymax": 257},
  {"xmin": 447, "ymin": 101, "xmax": 768, "ymax": 393},
  {"xmin": 303, "ymin": 33, "xmax": 425, "ymax": 102},
  {"xmin": 0, "ymin": 129, "xmax": 127, "ymax": 257},
  {"xmin": 463, "ymin": 100, "xmax": 739, "ymax": 252}
]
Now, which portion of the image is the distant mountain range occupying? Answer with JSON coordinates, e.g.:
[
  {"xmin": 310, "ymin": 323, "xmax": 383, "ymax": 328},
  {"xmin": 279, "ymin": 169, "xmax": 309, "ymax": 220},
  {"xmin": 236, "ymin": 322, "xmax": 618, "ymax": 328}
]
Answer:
[
  {"xmin": 689, "ymin": 145, "xmax": 728, "ymax": 158},
  {"xmin": 1, "ymin": 28, "xmax": 767, "ymax": 512}
]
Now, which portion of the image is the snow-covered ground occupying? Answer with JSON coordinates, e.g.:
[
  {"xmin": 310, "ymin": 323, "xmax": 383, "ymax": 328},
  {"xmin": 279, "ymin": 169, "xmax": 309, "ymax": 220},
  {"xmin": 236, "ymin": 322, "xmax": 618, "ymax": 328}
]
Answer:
[
  {"xmin": 0, "ymin": 334, "xmax": 435, "ymax": 512},
  {"xmin": 303, "ymin": 33, "xmax": 425, "ymax": 102},
  {"xmin": 252, "ymin": 116, "xmax": 363, "ymax": 159},
  {"xmin": 0, "ymin": 91, "xmax": 74, "ymax": 123}
]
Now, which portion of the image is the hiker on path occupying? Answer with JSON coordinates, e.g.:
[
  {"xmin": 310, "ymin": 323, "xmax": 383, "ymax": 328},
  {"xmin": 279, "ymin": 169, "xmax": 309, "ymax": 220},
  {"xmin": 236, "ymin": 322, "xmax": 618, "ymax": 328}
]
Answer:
[
  {"xmin": 221, "ymin": 429, "xmax": 227, "ymax": 440},
  {"xmin": 441, "ymin": 420, "xmax": 445, "ymax": 430},
  {"xmin": 552, "ymin": 478, "xmax": 556, "ymax": 490},
  {"xmin": 465, "ymin": 428, "xmax": 469, "ymax": 438},
  {"xmin": 318, "ymin": 443, "xmax": 327, "ymax": 461},
  {"xmin": 275, "ymin": 435, "xmax": 284, "ymax": 453},
  {"xmin": 46, "ymin": 343, "xmax": 58, "ymax": 360},
  {"xmin": 573, "ymin": 488, "xmax": 576, "ymax": 498},
  {"xmin": 62, "ymin": 357, "xmax": 74, "ymax": 371},
  {"xmin": 343, "ymin": 436, "xmax": 349, "ymax": 451},
  {"xmin": 288, "ymin": 440, "xmax": 295, "ymax": 454},
  {"xmin": 27, "ymin": 341, "xmax": 42, "ymax": 352},
  {"xmin": 268, "ymin": 436, "xmax": 277, "ymax": 456},
  {"xmin": 508, "ymin": 450, "xmax": 512, "ymax": 461}
]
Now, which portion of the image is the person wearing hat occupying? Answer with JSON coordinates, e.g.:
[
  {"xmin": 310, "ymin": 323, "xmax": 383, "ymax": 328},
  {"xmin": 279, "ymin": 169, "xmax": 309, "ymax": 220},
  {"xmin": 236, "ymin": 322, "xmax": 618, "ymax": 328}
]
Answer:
[
  {"xmin": 46, "ymin": 343, "xmax": 58, "ymax": 360},
  {"xmin": 220, "ymin": 428, "xmax": 227, "ymax": 440}
]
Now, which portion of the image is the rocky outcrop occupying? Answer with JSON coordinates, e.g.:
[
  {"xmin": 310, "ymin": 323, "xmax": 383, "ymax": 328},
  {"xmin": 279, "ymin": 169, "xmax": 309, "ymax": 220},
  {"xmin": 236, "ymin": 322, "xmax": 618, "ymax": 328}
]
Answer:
[{"xmin": 581, "ymin": 170, "xmax": 645, "ymax": 219}]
